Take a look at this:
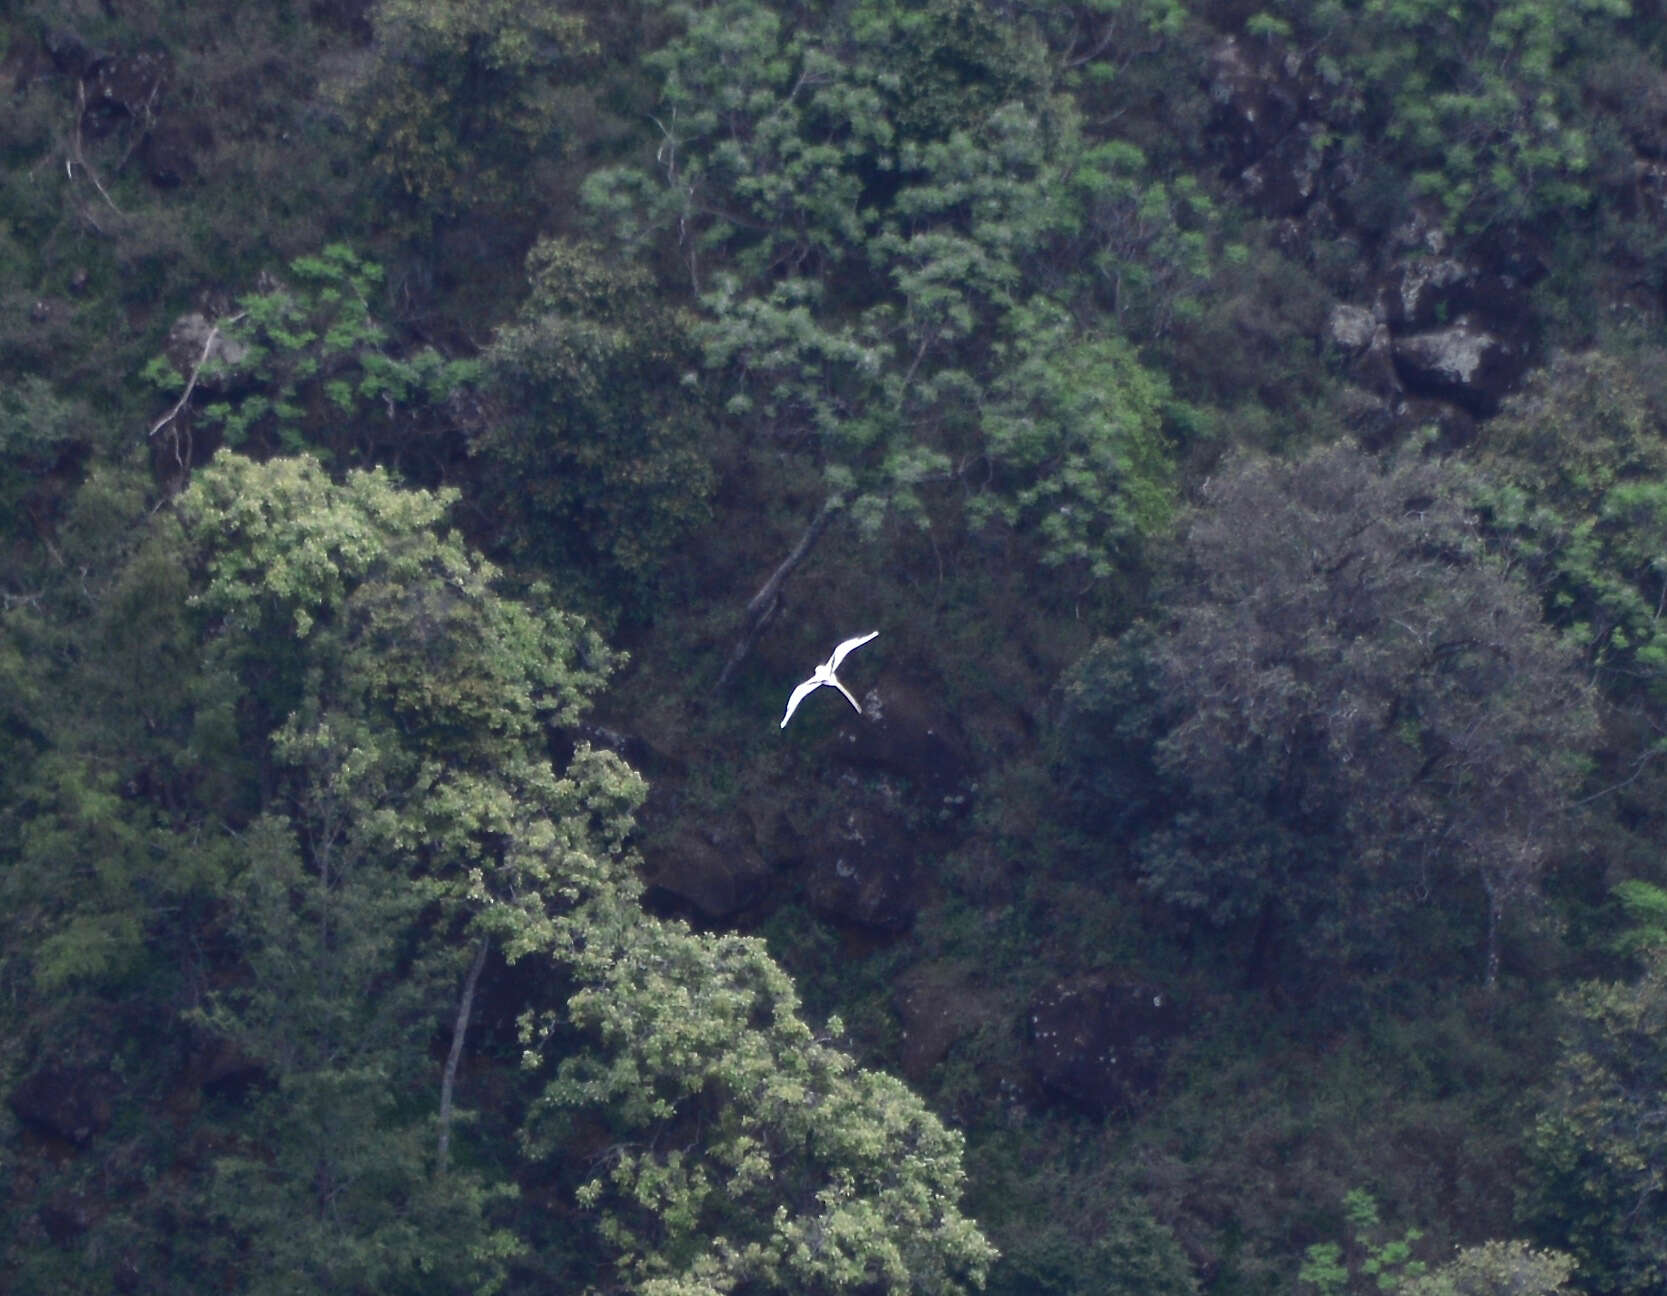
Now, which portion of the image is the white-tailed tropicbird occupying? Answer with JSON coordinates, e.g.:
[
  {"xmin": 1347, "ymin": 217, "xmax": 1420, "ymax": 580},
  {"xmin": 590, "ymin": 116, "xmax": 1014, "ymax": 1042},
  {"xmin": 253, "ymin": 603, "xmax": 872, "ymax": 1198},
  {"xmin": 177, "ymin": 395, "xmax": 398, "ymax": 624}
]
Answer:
[{"xmin": 780, "ymin": 631, "xmax": 878, "ymax": 728}]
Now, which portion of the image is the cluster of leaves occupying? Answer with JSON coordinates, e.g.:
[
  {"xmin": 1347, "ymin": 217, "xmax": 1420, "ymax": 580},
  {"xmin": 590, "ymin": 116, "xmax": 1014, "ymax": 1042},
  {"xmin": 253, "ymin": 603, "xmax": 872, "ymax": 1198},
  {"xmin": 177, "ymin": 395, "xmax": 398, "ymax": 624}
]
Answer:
[
  {"xmin": 0, "ymin": 378, "xmax": 89, "ymax": 548},
  {"xmin": 1057, "ymin": 442, "xmax": 1599, "ymax": 992},
  {"xmin": 342, "ymin": 0, "xmax": 598, "ymax": 223},
  {"xmin": 142, "ymin": 244, "xmax": 479, "ymax": 468},
  {"xmin": 1477, "ymin": 347, "xmax": 1667, "ymax": 706},
  {"xmin": 475, "ymin": 237, "xmax": 715, "ymax": 617},
  {"xmin": 582, "ymin": 0, "xmax": 1193, "ymax": 582},
  {"xmin": 1251, "ymin": 0, "xmax": 1633, "ymax": 233},
  {"xmin": 1299, "ymin": 1189, "xmax": 1430, "ymax": 1294},
  {"xmin": 1300, "ymin": 1190, "xmax": 1574, "ymax": 1296},
  {"xmin": 1527, "ymin": 958, "xmax": 1667, "ymax": 1294}
]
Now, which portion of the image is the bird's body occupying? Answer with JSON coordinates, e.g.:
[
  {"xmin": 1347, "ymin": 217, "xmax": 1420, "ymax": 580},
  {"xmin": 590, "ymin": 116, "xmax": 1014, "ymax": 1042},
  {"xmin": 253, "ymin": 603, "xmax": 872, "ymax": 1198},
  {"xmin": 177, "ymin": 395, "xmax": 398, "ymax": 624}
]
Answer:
[{"xmin": 780, "ymin": 631, "xmax": 878, "ymax": 728}]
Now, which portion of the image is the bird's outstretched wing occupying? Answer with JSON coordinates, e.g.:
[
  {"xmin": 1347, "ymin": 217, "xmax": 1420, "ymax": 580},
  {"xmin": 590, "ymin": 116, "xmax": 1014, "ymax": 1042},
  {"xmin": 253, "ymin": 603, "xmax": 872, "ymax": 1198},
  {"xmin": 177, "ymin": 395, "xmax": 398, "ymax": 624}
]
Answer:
[
  {"xmin": 780, "ymin": 676, "xmax": 823, "ymax": 728},
  {"xmin": 827, "ymin": 630, "xmax": 878, "ymax": 672},
  {"xmin": 830, "ymin": 677, "xmax": 863, "ymax": 714}
]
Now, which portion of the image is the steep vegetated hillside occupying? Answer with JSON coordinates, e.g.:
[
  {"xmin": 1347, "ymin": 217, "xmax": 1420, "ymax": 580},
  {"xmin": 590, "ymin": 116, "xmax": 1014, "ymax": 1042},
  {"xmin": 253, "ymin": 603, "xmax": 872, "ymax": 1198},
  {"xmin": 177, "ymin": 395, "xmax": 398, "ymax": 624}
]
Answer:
[{"xmin": 6, "ymin": 1, "xmax": 1667, "ymax": 1292}]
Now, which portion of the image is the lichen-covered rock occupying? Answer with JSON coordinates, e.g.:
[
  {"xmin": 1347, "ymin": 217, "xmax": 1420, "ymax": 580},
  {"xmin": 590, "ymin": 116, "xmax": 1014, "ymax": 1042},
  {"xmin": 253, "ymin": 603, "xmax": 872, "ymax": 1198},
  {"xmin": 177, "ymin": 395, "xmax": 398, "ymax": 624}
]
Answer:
[
  {"xmin": 165, "ymin": 312, "xmax": 251, "ymax": 390},
  {"xmin": 1206, "ymin": 35, "xmax": 1338, "ymax": 217},
  {"xmin": 803, "ymin": 801, "xmax": 916, "ymax": 931},
  {"xmin": 1327, "ymin": 304, "xmax": 1377, "ymax": 353},
  {"xmin": 1392, "ymin": 317, "xmax": 1524, "ymax": 415}
]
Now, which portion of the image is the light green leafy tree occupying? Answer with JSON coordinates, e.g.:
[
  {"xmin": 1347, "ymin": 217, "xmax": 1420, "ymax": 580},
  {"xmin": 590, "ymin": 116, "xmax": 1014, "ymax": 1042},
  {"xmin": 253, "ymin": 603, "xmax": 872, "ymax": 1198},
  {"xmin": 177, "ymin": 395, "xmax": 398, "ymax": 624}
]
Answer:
[
  {"xmin": 582, "ymin": 0, "xmax": 1187, "ymax": 653},
  {"xmin": 1399, "ymin": 1241, "xmax": 1574, "ymax": 1296},
  {"xmin": 528, "ymin": 918, "xmax": 995, "ymax": 1294},
  {"xmin": 143, "ymin": 244, "xmax": 479, "ymax": 469},
  {"xmin": 174, "ymin": 453, "xmax": 613, "ymax": 1292},
  {"xmin": 172, "ymin": 452, "xmax": 994, "ymax": 1293}
]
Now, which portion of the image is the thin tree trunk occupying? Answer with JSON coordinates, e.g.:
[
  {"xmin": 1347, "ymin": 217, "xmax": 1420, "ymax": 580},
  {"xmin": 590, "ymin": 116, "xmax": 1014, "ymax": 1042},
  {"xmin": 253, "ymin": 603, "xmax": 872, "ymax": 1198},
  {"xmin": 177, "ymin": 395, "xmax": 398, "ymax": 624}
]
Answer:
[
  {"xmin": 715, "ymin": 494, "xmax": 842, "ymax": 690},
  {"xmin": 1484, "ymin": 890, "xmax": 1501, "ymax": 992},
  {"xmin": 437, "ymin": 937, "xmax": 489, "ymax": 1174}
]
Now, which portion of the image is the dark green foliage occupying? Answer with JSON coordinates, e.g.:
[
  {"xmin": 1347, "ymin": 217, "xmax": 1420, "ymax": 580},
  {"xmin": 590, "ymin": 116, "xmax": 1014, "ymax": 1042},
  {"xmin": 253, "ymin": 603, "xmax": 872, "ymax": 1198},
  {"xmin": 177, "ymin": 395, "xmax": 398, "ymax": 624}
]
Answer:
[
  {"xmin": 1527, "ymin": 961, "xmax": 1667, "ymax": 1294},
  {"xmin": 0, "ymin": 378, "xmax": 89, "ymax": 547},
  {"xmin": 14, "ymin": 0, "xmax": 1667, "ymax": 1291},
  {"xmin": 1061, "ymin": 443, "xmax": 1599, "ymax": 991},
  {"xmin": 476, "ymin": 238, "xmax": 715, "ymax": 616},
  {"xmin": 980, "ymin": 1196, "xmax": 1197, "ymax": 1296},
  {"xmin": 346, "ymin": 0, "xmax": 596, "ymax": 223},
  {"xmin": 193, "ymin": 817, "xmax": 521, "ymax": 1295},
  {"xmin": 1, "ymin": 478, "xmax": 241, "ymax": 996}
]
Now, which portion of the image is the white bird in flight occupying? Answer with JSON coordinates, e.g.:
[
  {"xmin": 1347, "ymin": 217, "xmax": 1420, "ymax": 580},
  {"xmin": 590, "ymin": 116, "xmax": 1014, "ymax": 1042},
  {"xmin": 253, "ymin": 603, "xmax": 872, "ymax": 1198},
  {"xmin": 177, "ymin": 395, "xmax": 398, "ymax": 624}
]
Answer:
[{"xmin": 780, "ymin": 631, "xmax": 879, "ymax": 728}]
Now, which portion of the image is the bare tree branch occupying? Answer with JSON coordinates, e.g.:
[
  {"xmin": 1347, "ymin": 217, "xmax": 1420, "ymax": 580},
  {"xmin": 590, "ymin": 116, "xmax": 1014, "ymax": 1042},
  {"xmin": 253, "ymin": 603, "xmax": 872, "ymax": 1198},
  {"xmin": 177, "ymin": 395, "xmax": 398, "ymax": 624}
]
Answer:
[
  {"xmin": 67, "ymin": 81, "xmax": 124, "ymax": 217},
  {"xmin": 148, "ymin": 311, "xmax": 247, "ymax": 439},
  {"xmin": 437, "ymin": 936, "xmax": 489, "ymax": 1175},
  {"xmin": 716, "ymin": 494, "xmax": 843, "ymax": 690}
]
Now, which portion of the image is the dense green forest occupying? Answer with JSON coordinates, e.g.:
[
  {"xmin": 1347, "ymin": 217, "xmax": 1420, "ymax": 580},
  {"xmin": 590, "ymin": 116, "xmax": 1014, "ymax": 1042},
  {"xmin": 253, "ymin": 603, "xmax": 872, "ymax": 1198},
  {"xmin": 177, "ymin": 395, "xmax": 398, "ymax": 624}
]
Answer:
[{"xmin": 8, "ymin": 0, "xmax": 1667, "ymax": 1291}]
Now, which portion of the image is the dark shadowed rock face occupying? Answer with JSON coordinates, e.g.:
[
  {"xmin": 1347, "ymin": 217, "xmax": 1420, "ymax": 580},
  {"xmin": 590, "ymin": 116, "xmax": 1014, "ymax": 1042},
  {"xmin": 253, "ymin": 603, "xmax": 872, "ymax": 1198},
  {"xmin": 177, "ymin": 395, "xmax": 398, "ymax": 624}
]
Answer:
[
  {"xmin": 82, "ymin": 49, "xmax": 172, "ymax": 136},
  {"xmin": 894, "ymin": 961, "xmax": 1001, "ymax": 1084},
  {"xmin": 1028, "ymin": 975, "xmax": 1184, "ymax": 1115},
  {"xmin": 8, "ymin": 1066, "xmax": 119, "ymax": 1145},
  {"xmin": 142, "ymin": 115, "xmax": 212, "ymax": 187},
  {"xmin": 642, "ymin": 824, "xmax": 773, "ymax": 921},
  {"xmin": 830, "ymin": 679, "xmax": 974, "ymax": 810},
  {"xmin": 1207, "ymin": 36, "xmax": 1317, "ymax": 176},
  {"xmin": 804, "ymin": 799, "xmax": 916, "ymax": 931},
  {"xmin": 574, "ymin": 720, "xmax": 687, "ymax": 783},
  {"xmin": 598, "ymin": 722, "xmax": 762, "ymax": 922},
  {"xmin": 44, "ymin": 28, "xmax": 97, "ymax": 79},
  {"xmin": 188, "ymin": 1034, "xmax": 268, "ymax": 1102}
]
